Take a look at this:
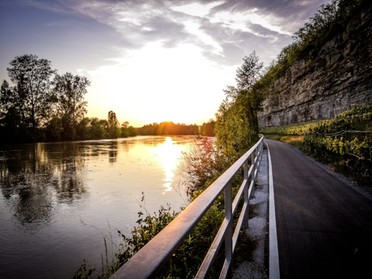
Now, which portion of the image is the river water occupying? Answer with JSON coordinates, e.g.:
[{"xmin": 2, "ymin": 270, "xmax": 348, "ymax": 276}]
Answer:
[{"xmin": 0, "ymin": 136, "xmax": 195, "ymax": 279}]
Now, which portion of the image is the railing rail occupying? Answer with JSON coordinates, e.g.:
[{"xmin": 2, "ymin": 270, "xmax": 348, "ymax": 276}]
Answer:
[{"xmin": 111, "ymin": 136, "xmax": 264, "ymax": 279}]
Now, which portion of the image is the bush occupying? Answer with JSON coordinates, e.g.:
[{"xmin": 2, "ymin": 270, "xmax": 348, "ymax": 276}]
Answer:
[
  {"xmin": 113, "ymin": 195, "xmax": 224, "ymax": 278},
  {"xmin": 302, "ymin": 106, "xmax": 372, "ymax": 186}
]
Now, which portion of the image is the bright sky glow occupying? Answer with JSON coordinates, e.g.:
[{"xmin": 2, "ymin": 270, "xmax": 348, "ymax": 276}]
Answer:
[
  {"xmin": 86, "ymin": 42, "xmax": 235, "ymax": 125},
  {"xmin": 171, "ymin": 1, "xmax": 224, "ymax": 17},
  {"xmin": 0, "ymin": 0, "xmax": 331, "ymax": 127}
]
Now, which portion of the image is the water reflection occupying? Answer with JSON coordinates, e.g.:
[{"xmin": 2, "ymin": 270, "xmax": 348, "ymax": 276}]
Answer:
[
  {"xmin": 0, "ymin": 136, "xmax": 193, "ymax": 279},
  {"xmin": 0, "ymin": 140, "xmax": 123, "ymax": 225},
  {"xmin": 0, "ymin": 144, "xmax": 83, "ymax": 224},
  {"xmin": 154, "ymin": 137, "xmax": 186, "ymax": 193},
  {"xmin": 0, "ymin": 138, "xmax": 190, "ymax": 226},
  {"xmin": 109, "ymin": 146, "xmax": 118, "ymax": 163}
]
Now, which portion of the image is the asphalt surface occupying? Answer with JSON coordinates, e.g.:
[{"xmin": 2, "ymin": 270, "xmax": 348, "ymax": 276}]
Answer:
[{"xmin": 266, "ymin": 139, "xmax": 372, "ymax": 279}]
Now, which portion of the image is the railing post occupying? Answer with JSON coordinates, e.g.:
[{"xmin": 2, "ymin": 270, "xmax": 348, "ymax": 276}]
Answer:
[
  {"xmin": 243, "ymin": 159, "xmax": 249, "ymax": 229},
  {"xmin": 251, "ymin": 152, "xmax": 255, "ymax": 182},
  {"xmin": 222, "ymin": 182, "xmax": 233, "ymax": 278}
]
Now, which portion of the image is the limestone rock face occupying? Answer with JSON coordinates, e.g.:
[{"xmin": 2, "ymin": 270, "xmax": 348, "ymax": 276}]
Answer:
[{"xmin": 258, "ymin": 6, "xmax": 372, "ymax": 128}]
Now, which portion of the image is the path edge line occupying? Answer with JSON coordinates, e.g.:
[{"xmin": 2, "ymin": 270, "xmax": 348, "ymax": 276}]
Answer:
[{"xmin": 266, "ymin": 141, "xmax": 280, "ymax": 279}]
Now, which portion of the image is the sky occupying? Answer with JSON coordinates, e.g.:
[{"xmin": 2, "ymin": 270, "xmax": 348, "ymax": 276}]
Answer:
[{"xmin": 0, "ymin": 0, "xmax": 330, "ymax": 127}]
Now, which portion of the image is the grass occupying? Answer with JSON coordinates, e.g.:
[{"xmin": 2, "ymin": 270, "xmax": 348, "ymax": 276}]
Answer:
[
  {"xmin": 260, "ymin": 121, "xmax": 320, "ymax": 137},
  {"xmin": 260, "ymin": 121, "xmax": 317, "ymax": 148},
  {"xmin": 264, "ymin": 134, "xmax": 304, "ymax": 147},
  {"xmin": 260, "ymin": 107, "xmax": 372, "ymax": 188}
]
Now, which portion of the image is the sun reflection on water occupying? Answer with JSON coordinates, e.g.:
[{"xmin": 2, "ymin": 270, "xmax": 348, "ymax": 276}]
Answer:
[{"xmin": 153, "ymin": 137, "xmax": 185, "ymax": 193}]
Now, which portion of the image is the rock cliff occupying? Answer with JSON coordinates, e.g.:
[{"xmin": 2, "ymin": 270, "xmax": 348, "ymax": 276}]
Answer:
[{"xmin": 258, "ymin": 4, "xmax": 372, "ymax": 128}]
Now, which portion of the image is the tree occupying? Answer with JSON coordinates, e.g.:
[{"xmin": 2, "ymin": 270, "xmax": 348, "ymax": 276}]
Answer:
[
  {"xmin": 235, "ymin": 53, "xmax": 263, "ymax": 134},
  {"xmin": 0, "ymin": 80, "xmax": 12, "ymax": 119},
  {"xmin": 0, "ymin": 80, "xmax": 22, "ymax": 142},
  {"xmin": 88, "ymin": 118, "xmax": 106, "ymax": 139},
  {"xmin": 215, "ymin": 53, "xmax": 263, "ymax": 157},
  {"xmin": 201, "ymin": 120, "xmax": 215, "ymax": 136},
  {"xmin": 235, "ymin": 52, "xmax": 262, "ymax": 91},
  {"xmin": 107, "ymin": 110, "xmax": 119, "ymax": 138},
  {"xmin": 215, "ymin": 97, "xmax": 253, "ymax": 159},
  {"xmin": 6, "ymin": 54, "xmax": 56, "ymax": 140},
  {"xmin": 76, "ymin": 117, "xmax": 91, "ymax": 140},
  {"xmin": 45, "ymin": 117, "xmax": 62, "ymax": 141},
  {"xmin": 53, "ymin": 72, "xmax": 90, "ymax": 140},
  {"xmin": 120, "ymin": 121, "xmax": 137, "ymax": 138}
]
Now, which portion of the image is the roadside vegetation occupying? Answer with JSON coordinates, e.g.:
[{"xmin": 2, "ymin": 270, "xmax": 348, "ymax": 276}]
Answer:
[
  {"xmin": 261, "ymin": 106, "xmax": 372, "ymax": 187},
  {"xmin": 302, "ymin": 106, "xmax": 372, "ymax": 187},
  {"xmin": 261, "ymin": 121, "xmax": 321, "ymax": 147}
]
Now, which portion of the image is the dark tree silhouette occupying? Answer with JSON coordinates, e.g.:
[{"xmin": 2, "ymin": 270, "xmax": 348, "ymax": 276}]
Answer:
[
  {"xmin": 4, "ymin": 54, "xmax": 56, "ymax": 141},
  {"xmin": 107, "ymin": 110, "xmax": 119, "ymax": 138},
  {"xmin": 53, "ymin": 72, "xmax": 90, "ymax": 140}
]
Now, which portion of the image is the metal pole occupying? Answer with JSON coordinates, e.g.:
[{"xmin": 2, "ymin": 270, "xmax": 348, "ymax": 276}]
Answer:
[
  {"xmin": 223, "ymin": 182, "xmax": 233, "ymax": 276},
  {"xmin": 243, "ymin": 159, "xmax": 249, "ymax": 229}
]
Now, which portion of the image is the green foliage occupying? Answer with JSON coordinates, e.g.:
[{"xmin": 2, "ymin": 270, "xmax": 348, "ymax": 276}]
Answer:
[
  {"xmin": 302, "ymin": 106, "xmax": 372, "ymax": 186},
  {"xmin": 215, "ymin": 52, "xmax": 262, "ymax": 160},
  {"xmin": 115, "ymin": 201, "xmax": 179, "ymax": 268},
  {"xmin": 112, "ymin": 195, "xmax": 224, "ymax": 278},
  {"xmin": 260, "ymin": 121, "xmax": 321, "ymax": 136},
  {"xmin": 53, "ymin": 72, "xmax": 90, "ymax": 140},
  {"xmin": 107, "ymin": 110, "xmax": 120, "ymax": 138},
  {"xmin": 215, "ymin": 97, "xmax": 258, "ymax": 159},
  {"xmin": 0, "ymin": 54, "xmax": 94, "ymax": 143},
  {"xmin": 181, "ymin": 137, "xmax": 229, "ymax": 197},
  {"xmin": 292, "ymin": 0, "xmax": 366, "ymax": 60},
  {"xmin": 120, "ymin": 121, "xmax": 137, "ymax": 138},
  {"xmin": 73, "ymin": 260, "xmax": 95, "ymax": 279},
  {"xmin": 1, "ymin": 54, "xmax": 56, "ymax": 141},
  {"xmin": 256, "ymin": 0, "xmax": 367, "ymax": 90},
  {"xmin": 200, "ymin": 120, "xmax": 215, "ymax": 136},
  {"xmin": 235, "ymin": 52, "xmax": 263, "ymax": 91},
  {"xmin": 261, "ymin": 107, "xmax": 372, "ymax": 186},
  {"xmin": 162, "ymin": 204, "xmax": 224, "ymax": 278}
]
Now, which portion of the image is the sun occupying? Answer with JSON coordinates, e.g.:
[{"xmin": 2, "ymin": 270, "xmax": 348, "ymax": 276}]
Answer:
[{"xmin": 87, "ymin": 41, "xmax": 235, "ymax": 126}]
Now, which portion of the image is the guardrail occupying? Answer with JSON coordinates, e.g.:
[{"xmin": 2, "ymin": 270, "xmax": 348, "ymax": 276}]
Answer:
[{"xmin": 111, "ymin": 136, "xmax": 264, "ymax": 279}]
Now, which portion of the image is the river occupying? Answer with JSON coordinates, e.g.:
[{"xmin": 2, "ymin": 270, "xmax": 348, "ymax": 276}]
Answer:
[{"xmin": 0, "ymin": 136, "xmax": 196, "ymax": 279}]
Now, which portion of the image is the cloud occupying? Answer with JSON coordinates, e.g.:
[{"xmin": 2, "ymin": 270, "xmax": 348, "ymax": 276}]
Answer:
[
  {"xmin": 18, "ymin": 0, "xmax": 74, "ymax": 15},
  {"xmin": 16, "ymin": 0, "xmax": 330, "ymax": 66},
  {"xmin": 0, "ymin": 0, "xmax": 332, "ymax": 124}
]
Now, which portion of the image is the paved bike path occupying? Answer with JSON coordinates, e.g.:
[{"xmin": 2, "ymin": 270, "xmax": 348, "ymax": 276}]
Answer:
[{"xmin": 266, "ymin": 139, "xmax": 372, "ymax": 279}]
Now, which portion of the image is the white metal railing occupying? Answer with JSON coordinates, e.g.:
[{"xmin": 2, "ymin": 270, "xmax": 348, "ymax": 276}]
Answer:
[{"xmin": 110, "ymin": 136, "xmax": 264, "ymax": 279}]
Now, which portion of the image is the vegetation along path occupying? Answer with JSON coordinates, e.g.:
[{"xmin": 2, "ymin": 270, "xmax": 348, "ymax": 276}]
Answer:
[{"xmin": 266, "ymin": 139, "xmax": 372, "ymax": 279}]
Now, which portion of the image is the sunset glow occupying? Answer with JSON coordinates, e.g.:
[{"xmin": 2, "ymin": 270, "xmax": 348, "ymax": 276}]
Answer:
[
  {"xmin": 0, "ymin": 0, "xmax": 331, "ymax": 126},
  {"xmin": 86, "ymin": 42, "xmax": 235, "ymax": 125}
]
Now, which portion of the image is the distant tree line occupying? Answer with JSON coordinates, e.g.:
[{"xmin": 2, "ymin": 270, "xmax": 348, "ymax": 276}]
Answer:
[
  {"xmin": 136, "ymin": 122, "xmax": 199, "ymax": 136},
  {"xmin": 0, "ymin": 54, "xmax": 215, "ymax": 143}
]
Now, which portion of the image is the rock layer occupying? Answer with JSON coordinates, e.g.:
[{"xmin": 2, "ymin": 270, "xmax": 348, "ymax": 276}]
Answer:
[{"xmin": 258, "ymin": 5, "xmax": 372, "ymax": 128}]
